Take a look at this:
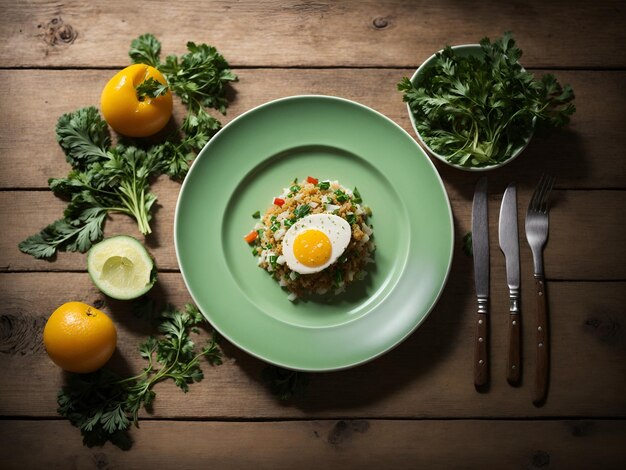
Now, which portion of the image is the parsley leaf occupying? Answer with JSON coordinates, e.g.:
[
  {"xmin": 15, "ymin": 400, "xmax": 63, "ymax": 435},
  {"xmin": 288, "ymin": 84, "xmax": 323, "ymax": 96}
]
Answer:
[
  {"xmin": 135, "ymin": 77, "xmax": 169, "ymax": 100},
  {"xmin": 57, "ymin": 303, "xmax": 222, "ymax": 449},
  {"xmin": 399, "ymin": 32, "xmax": 575, "ymax": 167},
  {"xmin": 55, "ymin": 106, "xmax": 110, "ymax": 169},
  {"xmin": 18, "ymin": 208, "xmax": 107, "ymax": 260},
  {"xmin": 129, "ymin": 33, "xmax": 162, "ymax": 68}
]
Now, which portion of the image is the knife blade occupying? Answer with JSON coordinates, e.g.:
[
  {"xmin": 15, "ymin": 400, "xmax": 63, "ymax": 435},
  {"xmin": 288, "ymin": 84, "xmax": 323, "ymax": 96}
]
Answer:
[
  {"xmin": 472, "ymin": 176, "xmax": 489, "ymax": 388},
  {"xmin": 499, "ymin": 183, "xmax": 521, "ymax": 385}
]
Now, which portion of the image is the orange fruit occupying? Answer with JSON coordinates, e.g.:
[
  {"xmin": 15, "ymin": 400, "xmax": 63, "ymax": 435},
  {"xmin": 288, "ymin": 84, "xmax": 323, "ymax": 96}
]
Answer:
[
  {"xmin": 43, "ymin": 302, "xmax": 117, "ymax": 373},
  {"xmin": 100, "ymin": 64, "xmax": 173, "ymax": 137}
]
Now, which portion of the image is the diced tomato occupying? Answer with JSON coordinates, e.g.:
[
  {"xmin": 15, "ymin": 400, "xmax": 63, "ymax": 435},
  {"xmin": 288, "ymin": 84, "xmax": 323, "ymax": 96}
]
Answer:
[
  {"xmin": 273, "ymin": 197, "xmax": 285, "ymax": 207},
  {"xmin": 306, "ymin": 176, "xmax": 318, "ymax": 185},
  {"xmin": 243, "ymin": 230, "xmax": 258, "ymax": 244}
]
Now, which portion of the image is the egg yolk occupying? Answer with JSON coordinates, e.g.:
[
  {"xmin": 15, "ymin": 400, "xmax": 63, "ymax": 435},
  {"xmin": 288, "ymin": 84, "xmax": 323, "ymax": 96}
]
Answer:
[{"xmin": 293, "ymin": 230, "xmax": 332, "ymax": 267}]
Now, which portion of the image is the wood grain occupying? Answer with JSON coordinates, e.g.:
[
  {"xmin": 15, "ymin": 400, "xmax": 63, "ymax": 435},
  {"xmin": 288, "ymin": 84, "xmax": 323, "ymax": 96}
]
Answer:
[
  {"xmin": 1, "ymin": 0, "xmax": 625, "ymax": 68},
  {"xmin": 1, "ymin": 69, "xmax": 625, "ymax": 190},
  {"xmin": 1, "ymin": 273, "xmax": 624, "ymax": 418},
  {"xmin": 1, "ymin": 0, "xmax": 625, "ymax": 465},
  {"xmin": 2, "ymin": 188, "xmax": 624, "ymax": 281},
  {"xmin": 1, "ymin": 419, "xmax": 625, "ymax": 469}
]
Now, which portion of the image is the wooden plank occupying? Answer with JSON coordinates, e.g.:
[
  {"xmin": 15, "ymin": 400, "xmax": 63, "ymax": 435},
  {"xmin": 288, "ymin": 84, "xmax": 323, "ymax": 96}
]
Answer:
[
  {"xmin": 1, "ymin": 273, "xmax": 624, "ymax": 418},
  {"xmin": 0, "ymin": 181, "xmax": 181, "ymax": 272},
  {"xmin": 1, "ymin": 69, "xmax": 625, "ymax": 190},
  {"xmin": 1, "ymin": 419, "xmax": 625, "ymax": 469},
  {"xmin": 2, "ymin": 188, "xmax": 625, "ymax": 280},
  {"xmin": 1, "ymin": 0, "xmax": 625, "ymax": 68}
]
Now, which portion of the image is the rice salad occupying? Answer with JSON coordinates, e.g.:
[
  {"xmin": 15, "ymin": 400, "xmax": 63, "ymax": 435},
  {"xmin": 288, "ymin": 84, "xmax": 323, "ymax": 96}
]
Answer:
[{"xmin": 244, "ymin": 176, "xmax": 375, "ymax": 301}]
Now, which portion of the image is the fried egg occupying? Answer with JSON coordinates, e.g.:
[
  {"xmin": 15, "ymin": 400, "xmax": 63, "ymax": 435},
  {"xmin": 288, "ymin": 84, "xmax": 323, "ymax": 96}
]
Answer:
[{"xmin": 281, "ymin": 213, "xmax": 351, "ymax": 274}]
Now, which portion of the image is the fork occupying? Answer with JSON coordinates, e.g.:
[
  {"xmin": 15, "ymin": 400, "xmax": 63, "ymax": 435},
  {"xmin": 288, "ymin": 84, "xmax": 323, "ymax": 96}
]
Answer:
[{"xmin": 525, "ymin": 174, "xmax": 555, "ymax": 405}]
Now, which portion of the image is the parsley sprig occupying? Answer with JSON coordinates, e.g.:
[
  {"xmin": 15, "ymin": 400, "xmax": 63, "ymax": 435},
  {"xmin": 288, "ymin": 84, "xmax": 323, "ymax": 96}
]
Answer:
[
  {"xmin": 130, "ymin": 34, "xmax": 237, "ymax": 164},
  {"xmin": 399, "ymin": 32, "xmax": 575, "ymax": 167},
  {"xmin": 57, "ymin": 303, "xmax": 222, "ymax": 450},
  {"xmin": 19, "ymin": 34, "xmax": 236, "ymax": 259},
  {"xmin": 135, "ymin": 77, "xmax": 169, "ymax": 100}
]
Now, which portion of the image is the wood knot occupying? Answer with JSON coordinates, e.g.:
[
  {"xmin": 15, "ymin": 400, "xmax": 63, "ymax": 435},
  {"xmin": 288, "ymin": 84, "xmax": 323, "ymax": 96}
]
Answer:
[
  {"xmin": 327, "ymin": 420, "xmax": 370, "ymax": 448},
  {"xmin": 38, "ymin": 17, "xmax": 78, "ymax": 46},
  {"xmin": 571, "ymin": 420, "xmax": 593, "ymax": 437},
  {"xmin": 373, "ymin": 17, "xmax": 390, "ymax": 29},
  {"xmin": 93, "ymin": 452, "xmax": 109, "ymax": 470},
  {"xmin": 530, "ymin": 450, "xmax": 550, "ymax": 468},
  {"xmin": 0, "ymin": 314, "xmax": 46, "ymax": 355},
  {"xmin": 584, "ymin": 315, "xmax": 623, "ymax": 347}
]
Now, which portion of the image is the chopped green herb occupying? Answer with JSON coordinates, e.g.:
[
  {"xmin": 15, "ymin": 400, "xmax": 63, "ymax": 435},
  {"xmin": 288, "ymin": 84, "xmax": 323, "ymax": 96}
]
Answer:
[
  {"xmin": 346, "ymin": 213, "xmax": 357, "ymax": 225},
  {"xmin": 334, "ymin": 189, "xmax": 349, "ymax": 203},
  {"xmin": 293, "ymin": 204, "xmax": 311, "ymax": 220},
  {"xmin": 352, "ymin": 187, "xmax": 362, "ymax": 204},
  {"xmin": 270, "ymin": 221, "xmax": 280, "ymax": 232},
  {"xmin": 290, "ymin": 184, "xmax": 301, "ymax": 193},
  {"xmin": 252, "ymin": 210, "xmax": 260, "ymax": 219},
  {"xmin": 317, "ymin": 181, "xmax": 330, "ymax": 190},
  {"xmin": 333, "ymin": 269, "xmax": 344, "ymax": 287},
  {"xmin": 269, "ymin": 255, "xmax": 278, "ymax": 268}
]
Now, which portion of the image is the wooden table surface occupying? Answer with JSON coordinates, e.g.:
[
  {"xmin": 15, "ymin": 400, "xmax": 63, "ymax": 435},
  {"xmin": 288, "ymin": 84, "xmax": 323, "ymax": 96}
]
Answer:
[{"xmin": 1, "ymin": 1, "xmax": 625, "ymax": 468}]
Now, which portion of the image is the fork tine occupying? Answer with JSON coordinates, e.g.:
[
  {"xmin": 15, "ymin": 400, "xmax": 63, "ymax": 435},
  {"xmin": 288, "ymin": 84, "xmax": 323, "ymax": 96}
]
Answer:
[
  {"xmin": 538, "ymin": 175, "xmax": 555, "ymax": 213},
  {"xmin": 528, "ymin": 174, "xmax": 548, "ymax": 212}
]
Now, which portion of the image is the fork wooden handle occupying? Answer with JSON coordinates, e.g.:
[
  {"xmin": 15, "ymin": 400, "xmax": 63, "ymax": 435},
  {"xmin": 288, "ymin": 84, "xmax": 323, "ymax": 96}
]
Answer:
[{"xmin": 533, "ymin": 275, "xmax": 549, "ymax": 405}]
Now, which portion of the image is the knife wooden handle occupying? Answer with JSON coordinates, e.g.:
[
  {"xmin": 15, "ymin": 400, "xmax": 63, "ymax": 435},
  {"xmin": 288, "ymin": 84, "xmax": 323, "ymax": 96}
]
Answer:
[
  {"xmin": 507, "ymin": 314, "xmax": 521, "ymax": 385},
  {"xmin": 474, "ymin": 312, "xmax": 488, "ymax": 387},
  {"xmin": 533, "ymin": 275, "xmax": 549, "ymax": 405}
]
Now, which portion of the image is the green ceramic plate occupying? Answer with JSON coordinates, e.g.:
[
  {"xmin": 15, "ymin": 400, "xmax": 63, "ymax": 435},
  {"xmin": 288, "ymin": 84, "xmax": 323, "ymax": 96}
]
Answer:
[{"xmin": 175, "ymin": 95, "xmax": 454, "ymax": 371}]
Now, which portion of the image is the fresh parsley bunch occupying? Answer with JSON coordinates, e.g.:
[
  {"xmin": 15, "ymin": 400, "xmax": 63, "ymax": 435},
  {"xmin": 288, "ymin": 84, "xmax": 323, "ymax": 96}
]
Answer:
[
  {"xmin": 399, "ymin": 32, "xmax": 575, "ymax": 167},
  {"xmin": 19, "ymin": 34, "xmax": 237, "ymax": 259},
  {"xmin": 57, "ymin": 303, "xmax": 222, "ymax": 450}
]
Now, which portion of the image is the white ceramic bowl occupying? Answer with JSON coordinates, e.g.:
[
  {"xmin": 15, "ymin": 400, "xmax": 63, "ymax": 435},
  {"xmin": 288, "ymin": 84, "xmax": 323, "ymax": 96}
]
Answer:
[{"xmin": 405, "ymin": 44, "xmax": 533, "ymax": 172}]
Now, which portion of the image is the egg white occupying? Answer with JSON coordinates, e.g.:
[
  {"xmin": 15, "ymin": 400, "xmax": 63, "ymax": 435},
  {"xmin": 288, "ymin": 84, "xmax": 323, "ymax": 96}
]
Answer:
[{"xmin": 281, "ymin": 213, "xmax": 351, "ymax": 274}]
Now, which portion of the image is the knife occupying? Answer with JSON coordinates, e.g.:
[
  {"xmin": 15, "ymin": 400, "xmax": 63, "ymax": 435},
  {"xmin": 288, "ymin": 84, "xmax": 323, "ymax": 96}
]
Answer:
[
  {"xmin": 472, "ymin": 177, "xmax": 489, "ymax": 388},
  {"xmin": 499, "ymin": 183, "xmax": 521, "ymax": 385}
]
